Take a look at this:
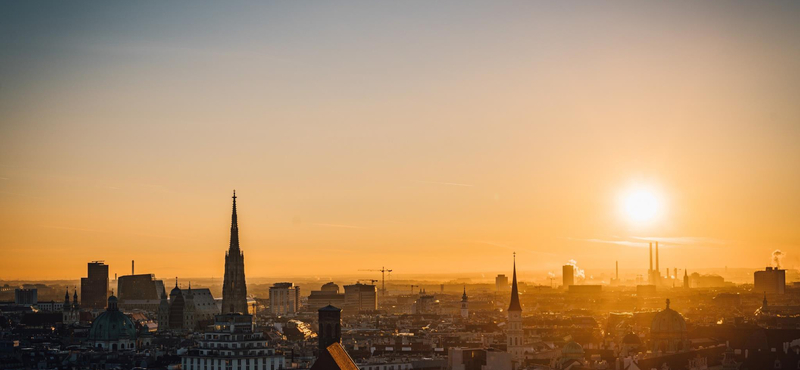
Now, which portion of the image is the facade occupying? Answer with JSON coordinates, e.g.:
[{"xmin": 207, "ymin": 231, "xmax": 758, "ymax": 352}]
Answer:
[
  {"xmin": 14, "ymin": 289, "xmax": 37, "ymax": 305},
  {"xmin": 81, "ymin": 261, "xmax": 109, "ymax": 309},
  {"xmin": 181, "ymin": 313, "xmax": 285, "ymax": 370},
  {"xmin": 318, "ymin": 305, "xmax": 342, "ymax": 351},
  {"xmin": 269, "ymin": 282, "xmax": 301, "ymax": 316},
  {"xmin": 62, "ymin": 288, "xmax": 80, "ymax": 325},
  {"xmin": 495, "ymin": 275, "xmax": 509, "ymax": 292},
  {"xmin": 343, "ymin": 283, "xmax": 377, "ymax": 313},
  {"xmin": 754, "ymin": 267, "xmax": 786, "ymax": 294},
  {"xmin": 116, "ymin": 273, "xmax": 165, "ymax": 310},
  {"xmin": 413, "ymin": 290, "xmax": 438, "ymax": 314},
  {"xmin": 88, "ymin": 295, "xmax": 137, "ymax": 350},
  {"xmin": 562, "ymin": 265, "xmax": 574, "ymax": 287},
  {"xmin": 222, "ymin": 192, "xmax": 249, "ymax": 314},
  {"xmin": 157, "ymin": 281, "xmax": 215, "ymax": 333},
  {"xmin": 307, "ymin": 283, "xmax": 345, "ymax": 311},
  {"xmin": 507, "ymin": 255, "xmax": 524, "ymax": 362},
  {"xmin": 448, "ymin": 348, "xmax": 512, "ymax": 370}
]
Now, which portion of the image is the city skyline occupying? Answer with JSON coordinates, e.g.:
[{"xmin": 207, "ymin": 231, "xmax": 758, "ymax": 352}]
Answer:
[{"xmin": 2, "ymin": 1, "xmax": 800, "ymax": 280}]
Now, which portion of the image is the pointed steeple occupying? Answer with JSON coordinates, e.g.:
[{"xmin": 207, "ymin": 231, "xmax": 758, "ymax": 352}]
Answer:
[
  {"xmin": 64, "ymin": 288, "xmax": 70, "ymax": 306},
  {"xmin": 229, "ymin": 190, "xmax": 240, "ymax": 252},
  {"xmin": 508, "ymin": 252, "xmax": 522, "ymax": 312},
  {"xmin": 462, "ymin": 286, "xmax": 468, "ymax": 302}
]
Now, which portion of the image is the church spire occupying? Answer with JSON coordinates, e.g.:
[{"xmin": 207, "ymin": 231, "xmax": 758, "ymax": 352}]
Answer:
[
  {"xmin": 229, "ymin": 190, "xmax": 240, "ymax": 252},
  {"xmin": 508, "ymin": 252, "xmax": 522, "ymax": 312}
]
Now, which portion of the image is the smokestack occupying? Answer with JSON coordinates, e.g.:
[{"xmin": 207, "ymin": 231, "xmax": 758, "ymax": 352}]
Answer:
[
  {"xmin": 655, "ymin": 242, "xmax": 659, "ymax": 274},
  {"xmin": 649, "ymin": 243, "xmax": 653, "ymax": 272},
  {"xmin": 132, "ymin": 260, "xmax": 134, "ymax": 275}
]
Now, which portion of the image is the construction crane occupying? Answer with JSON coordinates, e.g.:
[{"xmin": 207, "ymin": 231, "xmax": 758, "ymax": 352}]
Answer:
[{"xmin": 359, "ymin": 266, "xmax": 393, "ymax": 297}]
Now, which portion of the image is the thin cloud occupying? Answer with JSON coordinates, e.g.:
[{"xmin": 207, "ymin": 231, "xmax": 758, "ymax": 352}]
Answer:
[
  {"xmin": 571, "ymin": 236, "xmax": 729, "ymax": 248},
  {"xmin": 310, "ymin": 223, "xmax": 366, "ymax": 230},
  {"xmin": 416, "ymin": 180, "xmax": 474, "ymax": 187}
]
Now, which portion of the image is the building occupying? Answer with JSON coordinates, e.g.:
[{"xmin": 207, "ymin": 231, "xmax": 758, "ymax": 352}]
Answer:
[
  {"xmin": 222, "ymin": 191, "xmax": 249, "ymax": 314},
  {"xmin": 62, "ymin": 288, "xmax": 80, "ymax": 325},
  {"xmin": 683, "ymin": 269, "xmax": 690, "ymax": 289},
  {"xmin": 307, "ymin": 283, "xmax": 346, "ymax": 311},
  {"xmin": 158, "ymin": 281, "xmax": 217, "ymax": 332},
  {"xmin": 116, "ymin": 273, "xmax": 165, "ymax": 310},
  {"xmin": 181, "ymin": 313, "xmax": 285, "ymax": 370},
  {"xmin": 343, "ymin": 283, "xmax": 377, "ymax": 313},
  {"xmin": 318, "ymin": 305, "xmax": 342, "ymax": 351},
  {"xmin": 412, "ymin": 290, "xmax": 438, "ymax": 314},
  {"xmin": 754, "ymin": 267, "xmax": 786, "ymax": 294},
  {"xmin": 81, "ymin": 261, "xmax": 109, "ymax": 309},
  {"xmin": 448, "ymin": 348, "xmax": 512, "ymax": 370},
  {"xmin": 650, "ymin": 299, "xmax": 689, "ymax": 354},
  {"xmin": 507, "ymin": 255, "xmax": 524, "ymax": 362},
  {"xmin": 88, "ymin": 295, "xmax": 137, "ymax": 350},
  {"xmin": 269, "ymin": 282, "xmax": 301, "ymax": 316},
  {"xmin": 460, "ymin": 287, "xmax": 469, "ymax": 319},
  {"xmin": 567, "ymin": 285, "xmax": 602, "ymax": 294},
  {"xmin": 495, "ymin": 275, "xmax": 509, "ymax": 292},
  {"xmin": 562, "ymin": 265, "xmax": 574, "ymax": 287},
  {"xmin": 14, "ymin": 289, "xmax": 37, "ymax": 305}
]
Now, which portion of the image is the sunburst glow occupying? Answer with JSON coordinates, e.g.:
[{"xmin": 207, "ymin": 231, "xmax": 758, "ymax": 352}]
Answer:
[{"xmin": 622, "ymin": 188, "xmax": 662, "ymax": 224}]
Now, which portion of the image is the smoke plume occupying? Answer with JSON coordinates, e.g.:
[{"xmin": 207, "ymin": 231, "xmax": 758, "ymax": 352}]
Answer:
[
  {"xmin": 566, "ymin": 259, "xmax": 586, "ymax": 279},
  {"xmin": 772, "ymin": 250, "xmax": 785, "ymax": 269}
]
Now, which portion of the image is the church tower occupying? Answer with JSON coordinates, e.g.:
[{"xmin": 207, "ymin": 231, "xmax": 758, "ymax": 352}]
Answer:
[
  {"xmin": 222, "ymin": 191, "xmax": 249, "ymax": 314},
  {"xmin": 62, "ymin": 287, "xmax": 79, "ymax": 325},
  {"xmin": 683, "ymin": 269, "xmax": 690, "ymax": 289},
  {"xmin": 318, "ymin": 305, "xmax": 342, "ymax": 352},
  {"xmin": 507, "ymin": 253, "xmax": 524, "ymax": 363},
  {"xmin": 460, "ymin": 286, "xmax": 469, "ymax": 319},
  {"xmin": 157, "ymin": 288, "xmax": 170, "ymax": 332},
  {"xmin": 183, "ymin": 282, "xmax": 196, "ymax": 331}
]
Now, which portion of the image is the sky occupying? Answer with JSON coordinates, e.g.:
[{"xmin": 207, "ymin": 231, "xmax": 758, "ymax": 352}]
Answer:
[{"xmin": 1, "ymin": 1, "xmax": 799, "ymax": 280}]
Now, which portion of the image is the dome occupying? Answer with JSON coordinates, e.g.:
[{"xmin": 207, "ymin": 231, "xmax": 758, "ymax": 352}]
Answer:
[
  {"xmin": 561, "ymin": 341, "xmax": 585, "ymax": 361},
  {"xmin": 651, "ymin": 300, "xmax": 687, "ymax": 334},
  {"xmin": 622, "ymin": 333, "xmax": 642, "ymax": 346},
  {"xmin": 89, "ymin": 296, "xmax": 136, "ymax": 342}
]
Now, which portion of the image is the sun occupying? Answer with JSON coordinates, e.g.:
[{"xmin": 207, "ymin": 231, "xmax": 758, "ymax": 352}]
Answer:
[{"xmin": 622, "ymin": 188, "xmax": 661, "ymax": 224}]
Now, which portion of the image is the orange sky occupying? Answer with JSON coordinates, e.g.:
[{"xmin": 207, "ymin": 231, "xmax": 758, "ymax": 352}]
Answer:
[{"xmin": 1, "ymin": 2, "xmax": 799, "ymax": 280}]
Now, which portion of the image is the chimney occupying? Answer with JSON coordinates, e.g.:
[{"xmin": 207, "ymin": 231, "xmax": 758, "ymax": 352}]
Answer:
[
  {"xmin": 132, "ymin": 260, "xmax": 134, "ymax": 275},
  {"xmin": 649, "ymin": 243, "xmax": 653, "ymax": 272},
  {"xmin": 655, "ymin": 242, "xmax": 659, "ymax": 273}
]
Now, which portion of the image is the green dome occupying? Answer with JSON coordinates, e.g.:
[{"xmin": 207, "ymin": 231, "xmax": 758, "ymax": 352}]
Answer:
[
  {"xmin": 562, "ymin": 341, "xmax": 584, "ymax": 355},
  {"xmin": 89, "ymin": 296, "xmax": 136, "ymax": 342}
]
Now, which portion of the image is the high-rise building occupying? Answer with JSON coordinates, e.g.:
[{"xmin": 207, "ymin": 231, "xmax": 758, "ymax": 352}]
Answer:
[
  {"xmin": 343, "ymin": 283, "xmax": 377, "ymax": 313},
  {"xmin": 14, "ymin": 288, "xmax": 37, "ymax": 305},
  {"xmin": 562, "ymin": 265, "xmax": 575, "ymax": 287},
  {"xmin": 754, "ymin": 267, "xmax": 786, "ymax": 294},
  {"xmin": 495, "ymin": 274, "xmax": 509, "ymax": 291},
  {"xmin": 269, "ymin": 282, "xmax": 301, "ymax": 316},
  {"xmin": 222, "ymin": 191, "xmax": 248, "ymax": 314},
  {"xmin": 81, "ymin": 261, "xmax": 109, "ymax": 309},
  {"xmin": 116, "ymin": 273, "xmax": 165, "ymax": 310},
  {"xmin": 507, "ymin": 254, "xmax": 524, "ymax": 362},
  {"xmin": 308, "ymin": 283, "xmax": 346, "ymax": 311}
]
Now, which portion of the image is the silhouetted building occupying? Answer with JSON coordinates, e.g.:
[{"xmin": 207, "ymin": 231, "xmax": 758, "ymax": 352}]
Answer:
[
  {"xmin": 62, "ymin": 288, "xmax": 79, "ymax": 325},
  {"xmin": 81, "ymin": 261, "xmax": 109, "ymax": 309},
  {"xmin": 562, "ymin": 265, "xmax": 575, "ymax": 287},
  {"xmin": 318, "ymin": 305, "xmax": 342, "ymax": 351},
  {"xmin": 14, "ymin": 289, "xmax": 37, "ymax": 305},
  {"xmin": 460, "ymin": 287, "xmax": 469, "ymax": 319},
  {"xmin": 88, "ymin": 295, "xmax": 137, "ymax": 350},
  {"xmin": 754, "ymin": 266, "xmax": 786, "ymax": 294},
  {"xmin": 495, "ymin": 274, "xmax": 509, "ymax": 291},
  {"xmin": 116, "ymin": 273, "xmax": 165, "ymax": 310},
  {"xmin": 222, "ymin": 191, "xmax": 248, "ymax": 314},
  {"xmin": 308, "ymin": 290, "xmax": 346, "ymax": 311},
  {"xmin": 507, "ymin": 254, "xmax": 524, "ymax": 362},
  {"xmin": 157, "ymin": 280, "xmax": 211, "ymax": 333},
  {"xmin": 650, "ymin": 299, "xmax": 689, "ymax": 354},
  {"xmin": 343, "ymin": 283, "xmax": 377, "ymax": 312}
]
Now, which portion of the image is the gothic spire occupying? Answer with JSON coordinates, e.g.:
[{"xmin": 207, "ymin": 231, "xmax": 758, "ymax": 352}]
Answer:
[
  {"xmin": 229, "ymin": 190, "xmax": 240, "ymax": 252},
  {"xmin": 508, "ymin": 252, "xmax": 522, "ymax": 312}
]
